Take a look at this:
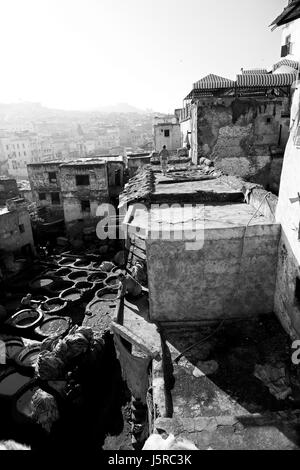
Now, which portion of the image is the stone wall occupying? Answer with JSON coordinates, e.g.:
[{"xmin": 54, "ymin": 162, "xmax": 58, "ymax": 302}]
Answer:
[
  {"xmin": 146, "ymin": 223, "xmax": 280, "ymax": 323},
  {"xmin": 192, "ymin": 96, "xmax": 290, "ymax": 191}
]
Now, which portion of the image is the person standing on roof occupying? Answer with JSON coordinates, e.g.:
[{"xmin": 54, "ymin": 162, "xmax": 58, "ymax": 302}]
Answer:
[{"xmin": 159, "ymin": 145, "xmax": 169, "ymax": 176}]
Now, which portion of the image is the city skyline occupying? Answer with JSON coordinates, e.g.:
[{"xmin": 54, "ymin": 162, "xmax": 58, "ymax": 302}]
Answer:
[{"xmin": 0, "ymin": 0, "xmax": 286, "ymax": 114}]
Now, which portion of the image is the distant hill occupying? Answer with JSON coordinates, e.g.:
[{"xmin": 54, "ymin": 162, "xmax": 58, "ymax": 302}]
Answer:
[
  {"xmin": 93, "ymin": 102, "xmax": 152, "ymax": 114},
  {"xmin": 0, "ymin": 101, "xmax": 160, "ymax": 124}
]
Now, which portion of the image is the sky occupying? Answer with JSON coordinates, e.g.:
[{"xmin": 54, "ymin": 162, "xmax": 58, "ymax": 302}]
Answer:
[{"xmin": 0, "ymin": 0, "xmax": 287, "ymax": 113}]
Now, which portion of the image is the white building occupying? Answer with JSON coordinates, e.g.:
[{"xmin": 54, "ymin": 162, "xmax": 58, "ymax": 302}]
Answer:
[
  {"xmin": 271, "ymin": 0, "xmax": 300, "ymax": 339},
  {"xmin": 153, "ymin": 114, "xmax": 181, "ymax": 154},
  {"xmin": 272, "ymin": 0, "xmax": 300, "ymax": 65},
  {"xmin": 0, "ymin": 132, "xmax": 55, "ymax": 180}
]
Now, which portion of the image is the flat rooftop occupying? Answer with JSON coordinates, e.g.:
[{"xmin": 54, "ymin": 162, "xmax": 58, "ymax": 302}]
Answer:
[
  {"xmin": 60, "ymin": 159, "xmax": 107, "ymax": 167},
  {"xmin": 154, "ymin": 173, "xmax": 242, "ymax": 199},
  {"xmin": 127, "ymin": 203, "xmax": 274, "ymax": 235},
  {"xmin": 119, "ymin": 165, "xmax": 251, "ymax": 208}
]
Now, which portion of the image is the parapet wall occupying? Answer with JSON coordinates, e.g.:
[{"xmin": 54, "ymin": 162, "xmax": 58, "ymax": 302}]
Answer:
[{"xmin": 146, "ymin": 222, "xmax": 281, "ymax": 323}]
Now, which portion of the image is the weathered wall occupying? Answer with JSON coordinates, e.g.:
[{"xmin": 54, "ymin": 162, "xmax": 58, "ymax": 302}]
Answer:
[
  {"xmin": 275, "ymin": 233, "xmax": 300, "ymax": 340},
  {"xmin": 154, "ymin": 123, "xmax": 181, "ymax": 153},
  {"xmin": 0, "ymin": 207, "xmax": 34, "ymax": 253},
  {"xmin": 146, "ymin": 223, "xmax": 280, "ymax": 323},
  {"xmin": 275, "ymin": 81, "xmax": 300, "ymax": 338},
  {"xmin": 107, "ymin": 161, "xmax": 124, "ymax": 195},
  {"xmin": 0, "ymin": 178, "xmax": 19, "ymax": 205},
  {"xmin": 192, "ymin": 96, "xmax": 290, "ymax": 190},
  {"xmin": 27, "ymin": 163, "xmax": 63, "ymax": 216},
  {"xmin": 60, "ymin": 163, "xmax": 109, "ymax": 237},
  {"xmin": 127, "ymin": 156, "xmax": 151, "ymax": 178}
]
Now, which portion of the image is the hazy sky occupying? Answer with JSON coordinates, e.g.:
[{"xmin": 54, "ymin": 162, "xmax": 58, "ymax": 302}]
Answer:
[{"xmin": 0, "ymin": 0, "xmax": 287, "ymax": 113}]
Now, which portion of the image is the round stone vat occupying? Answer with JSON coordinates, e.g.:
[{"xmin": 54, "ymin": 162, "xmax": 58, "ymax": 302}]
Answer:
[
  {"xmin": 41, "ymin": 297, "xmax": 68, "ymax": 315},
  {"xmin": 104, "ymin": 274, "xmax": 119, "ymax": 289},
  {"xmin": 48, "ymin": 279, "xmax": 74, "ymax": 295},
  {"xmin": 35, "ymin": 316, "xmax": 71, "ymax": 339},
  {"xmin": 74, "ymin": 281, "xmax": 95, "ymax": 298},
  {"xmin": 7, "ymin": 309, "xmax": 44, "ymax": 331},
  {"xmin": 29, "ymin": 276, "xmax": 55, "ymax": 292},
  {"xmin": 14, "ymin": 344, "xmax": 41, "ymax": 377},
  {"xmin": 73, "ymin": 259, "xmax": 92, "ymax": 269},
  {"xmin": 59, "ymin": 288, "xmax": 82, "ymax": 304},
  {"xmin": 58, "ymin": 257, "xmax": 74, "ymax": 267},
  {"xmin": 56, "ymin": 267, "xmax": 72, "ymax": 278},
  {"xmin": 87, "ymin": 271, "xmax": 107, "ymax": 285},
  {"xmin": 68, "ymin": 270, "xmax": 88, "ymax": 283},
  {"xmin": 96, "ymin": 286, "xmax": 119, "ymax": 301}
]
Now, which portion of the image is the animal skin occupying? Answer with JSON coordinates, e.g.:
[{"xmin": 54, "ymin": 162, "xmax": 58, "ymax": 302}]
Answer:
[
  {"xmin": 0, "ymin": 440, "xmax": 31, "ymax": 450},
  {"xmin": 142, "ymin": 433, "xmax": 198, "ymax": 450}
]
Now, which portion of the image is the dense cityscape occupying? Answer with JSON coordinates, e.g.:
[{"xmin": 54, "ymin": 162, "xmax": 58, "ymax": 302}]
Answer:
[{"xmin": 0, "ymin": 0, "xmax": 300, "ymax": 457}]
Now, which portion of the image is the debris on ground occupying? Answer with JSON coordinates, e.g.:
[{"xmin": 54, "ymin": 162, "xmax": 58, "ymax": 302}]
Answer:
[{"xmin": 253, "ymin": 363, "xmax": 292, "ymax": 400}]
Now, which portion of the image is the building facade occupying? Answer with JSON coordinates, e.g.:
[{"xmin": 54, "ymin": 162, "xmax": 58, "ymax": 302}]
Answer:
[
  {"xmin": 179, "ymin": 70, "xmax": 295, "ymax": 193},
  {"xmin": 0, "ymin": 198, "xmax": 34, "ymax": 276},
  {"xmin": 121, "ymin": 165, "xmax": 279, "ymax": 323},
  {"xmin": 0, "ymin": 132, "xmax": 55, "ymax": 180},
  {"xmin": 153, "ymin": 115, "xmax": 181, "ymax": 153},
  {"xmin": 27, "ymin": 161, "xmax": 64, "ymax": 219},
  {"xmin": 28, "ymin": 157, "xmax": 125, "ymax": 241},
  {"xmin": 271, "ymin": 0, "xmax": 300, "ymax": 339}
]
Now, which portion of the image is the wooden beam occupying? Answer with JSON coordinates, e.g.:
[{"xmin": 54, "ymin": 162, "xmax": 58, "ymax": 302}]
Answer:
[{"xmin": 111, "ymin": 321, "xmax": 161, "ymax": 359}]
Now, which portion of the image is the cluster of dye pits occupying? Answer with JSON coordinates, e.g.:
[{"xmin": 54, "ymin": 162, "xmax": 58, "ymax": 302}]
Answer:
[{"xmin": 0, "ymin": 248, "xmax": 135, "ymax": 450}]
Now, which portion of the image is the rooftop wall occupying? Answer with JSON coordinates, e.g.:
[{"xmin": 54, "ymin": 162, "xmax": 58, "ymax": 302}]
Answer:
[
  {"xmin": 146, "ymin": 223, "xmax": 281, "ymax": 323},
  {"xmin": 191, "ymin": 96, "xmax": 290, "ymax": 192}
]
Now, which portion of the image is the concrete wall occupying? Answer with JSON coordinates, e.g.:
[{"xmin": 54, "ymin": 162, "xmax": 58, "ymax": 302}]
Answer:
[
  {"xmin": 27, "ymin": 163, "xmax": 63, "ymax": 216},
  {"xmin": 0, "ymin": 206, "xmax": 34, "ymax": 254},
  {"xmin": 60, "ymin": 163, "xmax": 109, "ymax": 237},
  {"xmin": 154, "ymin": 123, "xmax": 181, "ymax": 153},
  {"xmin": 275, "ymin": 81, "xmax": 300, "ymax": 338},
  {"xmin": 191, "ymin": 96, "xmax": 290, "ymax": 190},
  {"xmin": 0, "ymin": 178, "xmax": 19, "ymax": 205},
  {"xmin": 107, "ymin": 161, "xmax": 125, "ymax": 197},
  {"xmin": 146, "ymin": 224, "xmax": 280, "ymax": 323},
  {"xmin": 127, "ymin": 155, "xmax": 151, "ymax": 178}
]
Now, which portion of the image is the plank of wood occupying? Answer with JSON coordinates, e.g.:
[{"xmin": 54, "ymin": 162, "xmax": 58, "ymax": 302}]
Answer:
[{"xmin": 111, "ymin": 321, "xmax": 161, "ymax": 360}]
